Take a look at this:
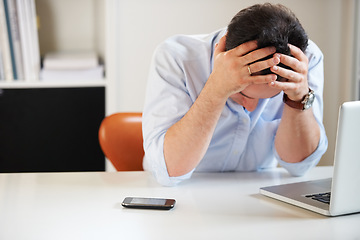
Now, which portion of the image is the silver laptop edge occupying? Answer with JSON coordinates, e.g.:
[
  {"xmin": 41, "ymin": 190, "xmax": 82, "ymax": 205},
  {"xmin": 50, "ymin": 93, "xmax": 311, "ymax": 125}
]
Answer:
[
  {"xmin": 259, "ymin": 181, "xmax": 331, "ymax": 216},
  {"xmin": 260, "ymin": 101, "xmax": 360, "ymax": 216}
]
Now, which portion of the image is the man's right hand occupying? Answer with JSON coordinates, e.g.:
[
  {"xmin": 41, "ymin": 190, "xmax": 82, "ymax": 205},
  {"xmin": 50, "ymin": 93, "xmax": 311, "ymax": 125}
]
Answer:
[{"xmin": 209, "ymin": 35, "xmax": 279, "ymax": 99}]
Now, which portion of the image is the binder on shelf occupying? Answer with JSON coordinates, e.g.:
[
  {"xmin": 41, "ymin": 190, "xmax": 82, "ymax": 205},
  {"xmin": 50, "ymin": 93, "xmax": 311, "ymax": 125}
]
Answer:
[
  {"xmin": 0, "ymin": 0, "xmax": 14, "ymax": 81},
  {"xmin": 4, "ymin": 0, "xmax": 24, "ymax": 80},
  {"xmin": 16, "ymin": 0, "xmax": 40, "ymax": 82},
  {"xmin": 0, "ymin": 48, "xmax": 5, "ymax": 80}
]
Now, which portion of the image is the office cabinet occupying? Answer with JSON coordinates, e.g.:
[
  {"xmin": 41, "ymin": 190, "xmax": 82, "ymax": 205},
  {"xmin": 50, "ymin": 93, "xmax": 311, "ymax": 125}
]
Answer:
[{"xmin": 0, "ymin": 87, "xmax": 105, "ymax": 172}]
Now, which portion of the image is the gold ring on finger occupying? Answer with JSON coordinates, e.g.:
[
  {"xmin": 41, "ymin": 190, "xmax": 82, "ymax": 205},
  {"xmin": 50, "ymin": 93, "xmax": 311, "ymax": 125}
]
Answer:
[{"xmin": 247, "ymin": 65, "xmax": 252, "ymax": 75}]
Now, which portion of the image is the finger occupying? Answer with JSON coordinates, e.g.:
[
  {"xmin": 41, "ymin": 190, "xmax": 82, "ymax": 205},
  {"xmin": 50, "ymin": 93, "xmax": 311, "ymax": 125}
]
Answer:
[
  {"xmin": 243, "ymin": 46, "xmax": 276, "ymax": 65},
  {"xmin": 230, "ymin": 40, "xmax": 258, "ymax": 57},
  {"xmin": 277, "ymin": 54, "xmax": 304, "ymax": 74},
  {"xmin": 246, "ymin": 73, "xmax": 277, "ymax": 85},
  {"xmin": 278, "ymin": 45, "xmax": 308, "ymax": 73},
  {"xmin": 268, "ymin": 79, "xmax": 297, "ymax": 91},
  {"xmin": 289, "ymin": 44, "xmax": 308, "ymax": 63},
  {"xmin": 247, "ymin": 53, "xmax": 280, "ymax": 73},
  {"xmin": 214, "ymin": 35, "xmax": 227, "ymax": 56},
  {"xmin": 271, "ymin": 65, "xmax": 303, "ymax": 82}
]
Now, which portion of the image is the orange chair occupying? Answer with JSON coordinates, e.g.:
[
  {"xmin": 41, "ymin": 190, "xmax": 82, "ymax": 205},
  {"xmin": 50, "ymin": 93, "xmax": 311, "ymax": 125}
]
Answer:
[{"xmin": 98, "ymin": 112, "xmax": 144, "ymax": 171}]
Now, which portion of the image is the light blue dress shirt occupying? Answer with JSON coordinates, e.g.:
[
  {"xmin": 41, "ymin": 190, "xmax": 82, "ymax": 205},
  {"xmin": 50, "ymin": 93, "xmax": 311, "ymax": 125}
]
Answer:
[{"xmin": 142, "ymin": 28, "xmax": 328, "ymax": 186}]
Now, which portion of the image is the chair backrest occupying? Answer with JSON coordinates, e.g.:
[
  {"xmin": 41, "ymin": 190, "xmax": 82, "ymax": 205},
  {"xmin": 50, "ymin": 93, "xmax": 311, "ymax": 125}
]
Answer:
[{"xmin": 98, "ymin": 112, "xmax": 144, "ymax": 171}]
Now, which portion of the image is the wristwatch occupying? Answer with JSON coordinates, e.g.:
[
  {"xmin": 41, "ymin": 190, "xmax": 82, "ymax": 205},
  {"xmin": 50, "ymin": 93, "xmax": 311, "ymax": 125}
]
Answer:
[{"xmin": 283, "ymin": 88, "xmax": 315, "ymax": 110}]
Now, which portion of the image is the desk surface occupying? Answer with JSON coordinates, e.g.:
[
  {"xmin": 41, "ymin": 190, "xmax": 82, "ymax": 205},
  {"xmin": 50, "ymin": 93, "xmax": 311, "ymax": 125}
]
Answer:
[{"xmin": 0, "ymin": 167, "xmax": 359, "ymax": 240}]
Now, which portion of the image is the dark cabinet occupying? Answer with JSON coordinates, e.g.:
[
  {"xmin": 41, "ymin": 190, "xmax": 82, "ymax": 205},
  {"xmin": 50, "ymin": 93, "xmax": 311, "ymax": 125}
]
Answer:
[{"xmin": 0, "ymin": 87, "xmax": 105, "ymax": 172}]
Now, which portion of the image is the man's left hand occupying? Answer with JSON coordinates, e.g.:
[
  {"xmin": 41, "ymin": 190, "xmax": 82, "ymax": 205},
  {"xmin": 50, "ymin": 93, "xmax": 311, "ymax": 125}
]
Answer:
[{"xmin": 269, "ymin": 44, "xmax": 309, "ymax": 101}]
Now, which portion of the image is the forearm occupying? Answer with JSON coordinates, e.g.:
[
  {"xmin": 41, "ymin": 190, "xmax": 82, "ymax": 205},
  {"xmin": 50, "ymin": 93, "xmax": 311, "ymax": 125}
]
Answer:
[
  {"xmin": 275, "ymin": 105, "xmax": 320, "ymax": 163},
  {"xmin": 164, "ymin": 79, "xmax": 227, "ymax": 177}
]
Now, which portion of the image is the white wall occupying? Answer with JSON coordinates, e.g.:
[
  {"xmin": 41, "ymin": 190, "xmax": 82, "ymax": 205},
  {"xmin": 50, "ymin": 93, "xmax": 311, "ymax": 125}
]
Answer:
[
  {"xmin": 114, "ymin": 0, "xmax": 357, "ymax": 166},
  {"xmin": 36, "ymin": 0, "xmax": 98, "ymax": 54}
]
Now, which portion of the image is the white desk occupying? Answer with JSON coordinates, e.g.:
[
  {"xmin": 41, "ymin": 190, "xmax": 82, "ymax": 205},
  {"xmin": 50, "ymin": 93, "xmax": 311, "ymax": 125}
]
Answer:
[{"xmin": 0, "ymin": 167, "xmax": 359, "ymax": 240}]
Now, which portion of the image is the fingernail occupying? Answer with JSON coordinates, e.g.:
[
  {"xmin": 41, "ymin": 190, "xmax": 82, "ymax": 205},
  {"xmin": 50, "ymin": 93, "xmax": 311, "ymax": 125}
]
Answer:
[{"xmin": 273, "ymin": 66, "xmax": 278, "ymax": 71}]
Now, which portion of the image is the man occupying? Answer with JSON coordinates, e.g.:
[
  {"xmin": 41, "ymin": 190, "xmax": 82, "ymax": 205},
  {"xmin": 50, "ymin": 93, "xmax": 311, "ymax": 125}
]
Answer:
[{"xmin": 142, "ymin": 3, "xmax": 328, "ymax": 186}]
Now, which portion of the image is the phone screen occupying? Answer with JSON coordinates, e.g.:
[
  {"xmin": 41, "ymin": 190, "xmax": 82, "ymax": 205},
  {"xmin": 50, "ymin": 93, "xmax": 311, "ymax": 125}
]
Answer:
[{"xmin": 122, "ymin": 197, "xmax": 176, "ymax": 210}]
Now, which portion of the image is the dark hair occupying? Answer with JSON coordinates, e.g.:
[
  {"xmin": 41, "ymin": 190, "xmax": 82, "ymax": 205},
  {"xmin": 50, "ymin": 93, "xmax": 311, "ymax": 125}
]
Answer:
[{"xmin": 226, "ymin": 3, "xmax": 308, "ymax": 75}]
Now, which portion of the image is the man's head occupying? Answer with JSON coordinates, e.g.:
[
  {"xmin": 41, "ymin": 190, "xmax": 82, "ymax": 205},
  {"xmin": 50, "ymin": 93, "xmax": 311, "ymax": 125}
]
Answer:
[{"xmin": 226, "ymin": 3, "xmax": 308, "ymax": 75}]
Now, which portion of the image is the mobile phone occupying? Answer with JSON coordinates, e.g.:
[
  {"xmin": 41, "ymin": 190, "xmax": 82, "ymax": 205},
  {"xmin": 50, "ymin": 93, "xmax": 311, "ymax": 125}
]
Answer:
[{"xmin": 121, "ymin": 197, "xmax": 176, "ymax": 210}]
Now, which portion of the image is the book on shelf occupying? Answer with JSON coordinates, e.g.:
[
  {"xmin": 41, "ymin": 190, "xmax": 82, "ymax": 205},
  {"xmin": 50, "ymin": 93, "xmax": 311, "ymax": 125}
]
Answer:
[
  {"xmin": 40, "ymin": 51, "xmax": 104, "ymax": 82},
  {"xmin": 0, "ymin": 48, "xmax": 5, "ymax": 80},
  {"xmin": 4, "ymin": 0, "xmax": 24, "ymax": 80},
  {"xmin": 0, "ymin": 0, "xmax": 14, "ymax": 81},
  {"xmin": 16, "ymin": 0, "xmax": 40, "ymax": 82},
  {"xmin": 0, "ymin": 0, "xmax": 40, "ymax": 82}
]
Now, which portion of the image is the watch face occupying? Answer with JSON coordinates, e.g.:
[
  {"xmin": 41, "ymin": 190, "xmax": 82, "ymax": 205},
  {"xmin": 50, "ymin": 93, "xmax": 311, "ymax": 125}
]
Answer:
[{"xmin": 303, "ymin": 91, "xmax": 315, "ymax": 110}]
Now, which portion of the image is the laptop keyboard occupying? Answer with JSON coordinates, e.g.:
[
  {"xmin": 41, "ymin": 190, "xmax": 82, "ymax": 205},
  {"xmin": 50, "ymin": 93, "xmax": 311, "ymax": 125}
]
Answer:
[{"xmin": 305, "ymin": 192, "xmax": 331, "ymax": 204}]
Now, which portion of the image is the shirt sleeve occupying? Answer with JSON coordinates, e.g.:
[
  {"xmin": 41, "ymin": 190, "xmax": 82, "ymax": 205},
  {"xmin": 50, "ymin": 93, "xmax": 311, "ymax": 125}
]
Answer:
[
  {"xmin": 275, "ymin": 40, "xmax": 328, "ymax": 176},
  {"xmin": 142, "ymin": 41, "xmax": 197, "ymax": 186}
]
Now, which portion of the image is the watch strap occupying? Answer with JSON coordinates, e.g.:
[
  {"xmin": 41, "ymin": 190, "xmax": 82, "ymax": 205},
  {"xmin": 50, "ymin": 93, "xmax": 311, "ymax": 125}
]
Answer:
[{"xmin": 283, "ymin": 88, "xmax": 314, "ymax": 110}]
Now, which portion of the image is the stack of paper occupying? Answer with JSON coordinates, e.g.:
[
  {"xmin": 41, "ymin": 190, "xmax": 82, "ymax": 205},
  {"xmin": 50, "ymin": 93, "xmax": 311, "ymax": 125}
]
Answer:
[{"xmin": 40, "ymin": 51, "xmax": 104, "ymax": 82}]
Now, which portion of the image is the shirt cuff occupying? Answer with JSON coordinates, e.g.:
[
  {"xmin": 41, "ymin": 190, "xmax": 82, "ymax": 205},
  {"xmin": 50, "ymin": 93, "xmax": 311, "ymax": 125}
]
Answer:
[
  {"xmin": 144, "ymin": 157, "xmax": 194, "ymax": 186},
  {"xmin": 143, "ymin": 133, "xmax": 195, "ymax": 186}
]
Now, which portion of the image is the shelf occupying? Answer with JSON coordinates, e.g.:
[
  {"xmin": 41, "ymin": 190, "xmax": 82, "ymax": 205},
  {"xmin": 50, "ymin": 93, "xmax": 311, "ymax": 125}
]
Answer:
[{"xmin": 0, "ymin": 79, "xmax": 107, "ymax": 88}]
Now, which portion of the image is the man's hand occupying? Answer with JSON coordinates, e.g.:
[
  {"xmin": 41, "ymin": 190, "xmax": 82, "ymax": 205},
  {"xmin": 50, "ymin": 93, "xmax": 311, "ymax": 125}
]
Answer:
[
  {"xmin": 209, "ymin": 35, "xmax": 279, "ymax": 99},
  {"xmin": 269, "ymin": 44, "xmax": 309, "ymax": 101}
]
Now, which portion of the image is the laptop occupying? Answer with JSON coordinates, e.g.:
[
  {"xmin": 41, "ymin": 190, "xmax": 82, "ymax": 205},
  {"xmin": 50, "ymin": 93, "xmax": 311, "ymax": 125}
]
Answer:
[{"xmin": 260, "ymin": 101, "xmax": 360, "ymax": 216}]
